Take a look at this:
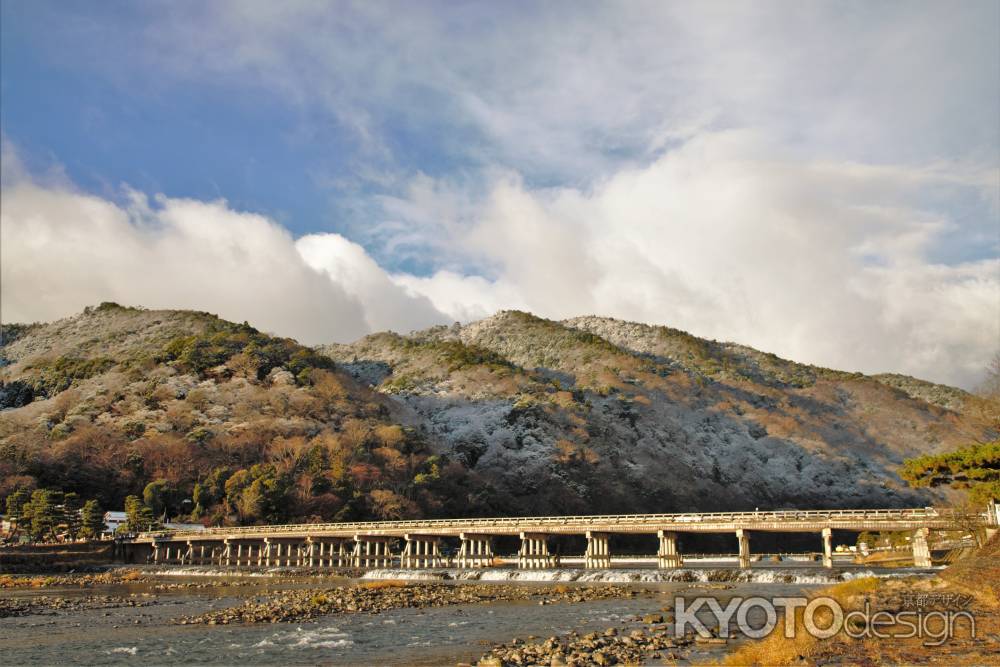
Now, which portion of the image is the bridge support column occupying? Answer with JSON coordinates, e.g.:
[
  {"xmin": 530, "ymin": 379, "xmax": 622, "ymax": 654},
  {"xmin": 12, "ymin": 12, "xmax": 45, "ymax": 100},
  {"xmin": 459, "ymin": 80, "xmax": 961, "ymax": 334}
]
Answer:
[
  {"xmin": 233, "ymin": 541, "xmax": 245, "ymax": 567},
  {"xmin": 402, "ymin": 534, "xmax": 443, "ymax": 568},
  {"xmin": 458, "ymin": 533, "xmax": 494, "ymax": 568},
  {"xmin": 184, "ymin": 541, "xmax": 197, "ymax": 565},
  {"xmin": 256, "ymin": 539, "xmax": 269, "ymax": 567},
  {"xmin": 821, "ymin": 528, "xmax": 833, "ymax": 568},
  {"xmin": 518, "ymin": 532, "xmax": 557, "ymax": 569},
  {"xmin": 353, "ymin": 535, "xmax": 395, "ymax": 568},
  {"xmin": 657, "ymin": 530, "xmax": 683, "ymax": 568},
  {"xmin": 585, "ymin": 531, "xmax": 611, "ymax": 569},
  {"xmin": 305, "ymin": 538, "xmax": 317, "ymax": 567},
  {"xmin": 736, "ymin": 529, "xmax": 751, "ymax": 569},
  {"xmin": 912, "ymin": 527, "xmax": 932, "ymax": 568},
  {"xmin": 318, "ymin": 538, "xmax": 353, "ymax": 567}
]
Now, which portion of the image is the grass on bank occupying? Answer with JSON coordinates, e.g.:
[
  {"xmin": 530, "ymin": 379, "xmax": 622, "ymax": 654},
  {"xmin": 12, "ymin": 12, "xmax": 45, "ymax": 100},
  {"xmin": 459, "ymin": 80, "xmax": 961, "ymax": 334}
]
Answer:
[
  {"xmin": 718, "ymin": 578, "xmax": 880, "ymax": 666},
  {"xmin": 359, "ymin": 579, "xmax": 409, "ymax": 590}
]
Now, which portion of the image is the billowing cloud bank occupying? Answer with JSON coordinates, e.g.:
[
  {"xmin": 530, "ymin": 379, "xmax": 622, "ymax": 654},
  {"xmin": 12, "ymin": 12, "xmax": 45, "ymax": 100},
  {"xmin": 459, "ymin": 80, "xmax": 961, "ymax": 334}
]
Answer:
[
  {"xmin": 3, "ymin": 132, "xmax": 996, "ymax": 389},
  {"xmin": 384, "ymin": 131, "xmax": 1000, "ymax": 388},
  {"xmin": 0, "ymin": 159, "xmax": 446, "ymax": 344}
]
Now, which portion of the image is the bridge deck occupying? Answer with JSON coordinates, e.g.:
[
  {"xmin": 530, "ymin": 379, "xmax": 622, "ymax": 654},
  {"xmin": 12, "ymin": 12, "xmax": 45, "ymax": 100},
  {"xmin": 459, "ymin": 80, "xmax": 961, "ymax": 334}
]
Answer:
[{"xmin": 134, "ymin": 507, "xmax": 975, "ymax": 543}]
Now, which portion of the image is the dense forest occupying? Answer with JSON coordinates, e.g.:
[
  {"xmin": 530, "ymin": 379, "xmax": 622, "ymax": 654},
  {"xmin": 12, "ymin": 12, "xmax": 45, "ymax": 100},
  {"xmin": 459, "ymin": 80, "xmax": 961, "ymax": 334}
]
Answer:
[{"xmin": 0, "ymin": 304, "xmax": 503, "ymax": 529}]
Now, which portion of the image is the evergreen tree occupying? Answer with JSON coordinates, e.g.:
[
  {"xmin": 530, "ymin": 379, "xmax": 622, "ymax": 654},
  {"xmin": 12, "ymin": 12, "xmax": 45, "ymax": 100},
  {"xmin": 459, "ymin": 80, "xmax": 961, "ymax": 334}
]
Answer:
[
  {"xmin": 63, "ymin": 492, "xmax": 82, "ymax": 540},
  {"xmin": 80, "ymin": 500, "xmax": 107, "ymax": 539},
  {"xmin": 124, "ymin": 495, "xmax": 156, "ymax": 532},
  {"xmin": 26, "ymin": 489, "xmax": 58, "ymax": 542},
  {"xmin": 143, "ymin": 479, "xmax": 173, "ymax": 519},
  {"xmin": 139, "ymin": 504, "xmax": 157, "ymax": 530},
  {"xmin": 5, "ymin": 489, "xmax": 30, "ymax": 537},
  {"xmin": 900, "ymin": 440, "xmax": 1000, "ymax": 504},
  {"xmin": 191, "ymin": 482, "xmax": 209, "ymax": 519}
]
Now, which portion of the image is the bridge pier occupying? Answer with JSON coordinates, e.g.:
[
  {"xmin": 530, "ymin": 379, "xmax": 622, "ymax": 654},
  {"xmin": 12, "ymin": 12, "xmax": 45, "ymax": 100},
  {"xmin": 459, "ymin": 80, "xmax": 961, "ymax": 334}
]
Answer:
[
  {"xmin": 353, "ymin": 535, "xmax": 395, "ymax": 568},
  {"xmin": 657, "ymin": 530, "xmax": 682, "ymax": 568},
  {"xmin": 226, "ymin": 539, "xmax": 256, "ymax": 567},
  {"xmin": 518, "ymin": 532, "xmax": 557, "ymax": 569},
  {"xmin": 736, "ymin": 529, "xmax": 751, "ymax": 569},
  {"xmin": 210, "ymin": 541, "xmax": 226, "ymax": 566},
  {"xmin": 186, "ymin": 540, "xmax": 219, "ymax": 565},
  {"xmin": 314, "ymin": 538, "xmax": 353, "ymax": 568},
  {"xmin": 258, "ymin": 539, "xmax": 277, "ymax": 566},
  {"xmin": 218, "ymin": 539, "xmax": 269, "ymax": 567},
  {"xmin": 458, "ymin": 533, "xmax": 494, "ymax": 568},
  {"xmin": 821, "ymin": 528, "xmax": 833, "ymax": 568},
  {"xmin": 262, "ymin": 539, "xmax": 302, "ymax": 567},
  {"xmin": 153, "ymin": 542, "xmax": 184, "ymax": 565},
  {"xmin": 585, "ymin": 531, "xmax": 611, "ymax": 569},
  {"xmin": 912, "ymin": 527, "xmax": 932, "ymax": 567},
  {"xmin": 402, "ymin": 534, "xmax": 444, "ymax": 568}
]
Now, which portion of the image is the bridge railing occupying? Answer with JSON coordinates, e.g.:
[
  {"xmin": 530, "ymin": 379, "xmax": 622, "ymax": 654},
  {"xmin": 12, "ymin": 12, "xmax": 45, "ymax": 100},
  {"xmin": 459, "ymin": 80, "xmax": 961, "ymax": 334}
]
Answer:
[{"xmin": 137, "ymin": 507, "xmax": 969, "ymax": 540}]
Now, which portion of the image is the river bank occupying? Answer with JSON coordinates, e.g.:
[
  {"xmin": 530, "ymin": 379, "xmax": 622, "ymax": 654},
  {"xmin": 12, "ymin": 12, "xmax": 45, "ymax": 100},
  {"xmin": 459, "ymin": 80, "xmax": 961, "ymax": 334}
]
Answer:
[{"xmin": 713, "ymin": 535, "xmax": 1000, "ymax": 666}]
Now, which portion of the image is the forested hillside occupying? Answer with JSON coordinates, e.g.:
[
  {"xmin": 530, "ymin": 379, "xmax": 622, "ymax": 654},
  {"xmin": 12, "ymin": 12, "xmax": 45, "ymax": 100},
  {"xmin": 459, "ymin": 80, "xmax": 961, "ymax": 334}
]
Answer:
[
  {"xmin": 0, "ymin": 304, "xmax": 490, "ymax": 528},
  {"xmin": 0, "ymin": 304, "xmax": 988, "ymax": 529}
]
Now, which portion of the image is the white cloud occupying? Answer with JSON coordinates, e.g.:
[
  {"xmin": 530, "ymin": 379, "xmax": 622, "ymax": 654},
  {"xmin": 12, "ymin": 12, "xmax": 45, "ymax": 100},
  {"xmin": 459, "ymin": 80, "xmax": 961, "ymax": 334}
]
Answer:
[
  {"xmin": 391, "ymin": 271, "xmax": 527, "ymax": 324},
  {"xmin": 2, "ymin": 131, "xmax": 996, "ymax": 389},
  {"xmin": 381, "ymin": 131, "xmax": 999, "ymax": 388},
  {"xmin": 0, "ymin": 160, "xmax": 449, "ymax": 344},
  {"xmin": 87, "ymin": 1, "xmax": 997, "ymax": 179},
  {"xmin": 294, "ymin": 232, "xmax": 444, "ymax": 333}
]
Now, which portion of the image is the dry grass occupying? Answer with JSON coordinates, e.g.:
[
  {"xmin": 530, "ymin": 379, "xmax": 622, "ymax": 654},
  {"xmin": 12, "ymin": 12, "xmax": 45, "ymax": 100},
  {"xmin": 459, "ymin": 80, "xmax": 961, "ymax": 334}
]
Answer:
[
  {"xmin": 854, "ymin": 549, "xmax": 913, "ymax": 566},
  {"xmin": 718, "ymin": 568, "xmax": 999, "ymax": 667},
  {"xmin": 359, "ymin": 579, "xmax": 409, "ymax": 590},
  {"xmin": 0, "ymin": 575, "xmax": 57, "ymax": 588},
  {"xmin": 718, "ymin": 578, "xmax": 878, "ymax": 667}
]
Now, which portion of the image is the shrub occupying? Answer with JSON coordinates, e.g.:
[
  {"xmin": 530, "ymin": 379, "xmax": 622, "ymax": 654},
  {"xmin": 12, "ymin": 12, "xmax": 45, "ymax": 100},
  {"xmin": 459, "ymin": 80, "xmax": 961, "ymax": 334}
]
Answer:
[
  {"xmin": 159, "ymin": 323, "xmax": 335, "ymax": 381},
  {"xmin": 26, "ymin": 356, "xmax": 115, "ymax": 396}
]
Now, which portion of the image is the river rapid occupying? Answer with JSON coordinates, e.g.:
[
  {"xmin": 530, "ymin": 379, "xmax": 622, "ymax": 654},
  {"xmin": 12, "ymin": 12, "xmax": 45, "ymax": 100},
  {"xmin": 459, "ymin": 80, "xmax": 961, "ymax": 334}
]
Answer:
[{"xmin": 0, "ymin": 564, "xmax": 937, "ymax": 665}]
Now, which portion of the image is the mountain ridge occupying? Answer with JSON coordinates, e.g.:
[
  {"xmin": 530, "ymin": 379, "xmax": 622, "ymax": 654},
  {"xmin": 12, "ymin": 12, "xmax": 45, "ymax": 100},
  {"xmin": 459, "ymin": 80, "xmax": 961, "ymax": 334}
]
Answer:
[{"xmin": 0, "ymin": 304, "xmax": 983, "ymax": 524}]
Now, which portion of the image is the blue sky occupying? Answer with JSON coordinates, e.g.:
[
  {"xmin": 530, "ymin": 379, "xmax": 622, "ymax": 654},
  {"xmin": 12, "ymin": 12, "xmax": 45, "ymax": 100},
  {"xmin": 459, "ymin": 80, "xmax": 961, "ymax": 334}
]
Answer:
[{"xmin": 2, "ymin": 1, "xmax": 998, "ymax": 388}]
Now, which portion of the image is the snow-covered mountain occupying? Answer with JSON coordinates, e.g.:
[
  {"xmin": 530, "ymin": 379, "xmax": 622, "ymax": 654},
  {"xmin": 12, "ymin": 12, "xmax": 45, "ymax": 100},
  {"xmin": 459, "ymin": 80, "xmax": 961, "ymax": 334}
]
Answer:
[
  {"xmin": 323, "ymin": 310, "xmax": 975, "ymax": 514},
  {"xmin": 0, "ymin": 305, "xmax": 980, "ymax": 520}
]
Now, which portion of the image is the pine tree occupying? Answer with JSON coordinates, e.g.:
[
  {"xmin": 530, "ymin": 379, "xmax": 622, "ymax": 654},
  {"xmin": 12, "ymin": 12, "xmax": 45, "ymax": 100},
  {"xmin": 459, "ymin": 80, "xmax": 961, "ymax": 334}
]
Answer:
[
  {"xmin": 124, "ymin": 495, "xmax": 157, "ymax": 532},
  {"xmin": 27, "ymin": 489, "xmax": 58, "ymax": 542},
  {"xmin": 80, "ymin": 500, "xmax": 107, "ymax": 539},
  {"xmin": 5, "ymin": 489, "xmax": 30, "ymax": 538},
  {"xmin": 900, "ymin": 440, "xmax": 1000, "ymax": 504},
  {"xmin": 63, "ymin": 492, "xmax": 82, "ymax": 540}
]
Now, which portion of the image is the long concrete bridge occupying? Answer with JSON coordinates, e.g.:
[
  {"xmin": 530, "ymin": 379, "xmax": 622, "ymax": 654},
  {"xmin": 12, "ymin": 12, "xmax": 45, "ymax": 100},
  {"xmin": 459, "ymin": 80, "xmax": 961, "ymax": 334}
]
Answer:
[{"xmin": 127, "ymin": 506, "xmax": 998, "ymax": 571}]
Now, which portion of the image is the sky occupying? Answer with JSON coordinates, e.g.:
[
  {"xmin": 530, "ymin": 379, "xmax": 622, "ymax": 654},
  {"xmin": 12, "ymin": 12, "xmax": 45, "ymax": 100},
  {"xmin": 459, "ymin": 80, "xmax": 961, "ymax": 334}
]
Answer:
[{"xmin": 1, "ymin": 0, "xmax": 998, "ymax": 389}]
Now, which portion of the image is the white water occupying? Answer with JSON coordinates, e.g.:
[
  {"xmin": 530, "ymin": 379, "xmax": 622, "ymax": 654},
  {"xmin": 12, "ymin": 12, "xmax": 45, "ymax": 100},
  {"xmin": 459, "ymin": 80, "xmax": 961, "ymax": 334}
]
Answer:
[
  {"xmin": 132, "ymin": 563, "xmax": 942, "ymax": 585},
  {"xmin": 360, "ymin": 566, "xmax": 940, "ymax": 585}
]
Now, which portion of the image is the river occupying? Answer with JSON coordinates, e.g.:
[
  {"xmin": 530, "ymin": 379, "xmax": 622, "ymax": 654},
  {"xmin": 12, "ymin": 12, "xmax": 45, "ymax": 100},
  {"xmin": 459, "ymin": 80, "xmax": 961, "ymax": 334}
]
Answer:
[{"xmin": 0, "ymin": 563, "xmax": 937, "ymax": 665}]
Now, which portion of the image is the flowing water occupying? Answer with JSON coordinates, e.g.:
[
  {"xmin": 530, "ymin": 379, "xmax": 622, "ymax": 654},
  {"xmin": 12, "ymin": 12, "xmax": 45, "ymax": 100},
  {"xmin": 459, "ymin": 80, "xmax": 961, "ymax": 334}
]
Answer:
[{"xmin": 0, "ymin": 564, "xmax": 937, "ymax": 665}]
